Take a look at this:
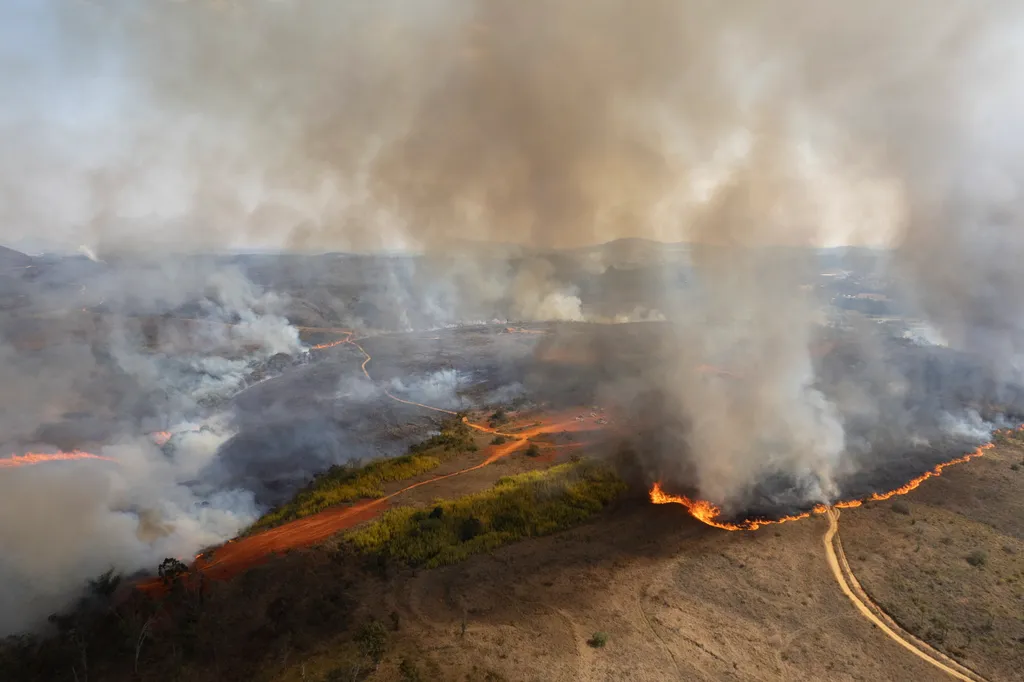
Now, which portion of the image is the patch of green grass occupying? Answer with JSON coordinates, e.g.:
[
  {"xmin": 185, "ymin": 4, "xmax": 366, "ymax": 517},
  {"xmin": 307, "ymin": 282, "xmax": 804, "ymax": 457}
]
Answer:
[
  {"xmin": 347, "ymin": 461, "xmax": 625, "ymax": 568},
  {"xmin": 248, "ymin": 419, "xmax": 475, "ymax": 533}
]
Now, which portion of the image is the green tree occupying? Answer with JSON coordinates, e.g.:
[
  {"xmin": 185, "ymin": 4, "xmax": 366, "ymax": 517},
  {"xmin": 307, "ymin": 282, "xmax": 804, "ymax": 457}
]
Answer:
[{"xmin": 355, "ymin": 619, "xmax": 388, "ymax": 666}]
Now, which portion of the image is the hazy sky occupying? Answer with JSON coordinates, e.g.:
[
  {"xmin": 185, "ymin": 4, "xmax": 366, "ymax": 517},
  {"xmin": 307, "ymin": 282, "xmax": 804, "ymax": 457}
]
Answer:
[{"xmin": 2, "ymin": 1, "xmax": 1023, "ymax": 254}]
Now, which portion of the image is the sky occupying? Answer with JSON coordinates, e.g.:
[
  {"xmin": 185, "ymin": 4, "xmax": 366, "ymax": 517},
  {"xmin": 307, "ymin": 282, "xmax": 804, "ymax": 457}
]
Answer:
[{"xmin": 2, "ymin": 1, "xmax": 1024, "ymax": 255}]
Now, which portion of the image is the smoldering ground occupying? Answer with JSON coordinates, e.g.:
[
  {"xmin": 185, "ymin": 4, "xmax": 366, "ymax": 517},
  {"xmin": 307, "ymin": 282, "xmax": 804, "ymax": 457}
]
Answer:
[
  {"xmin": 0, "ymin": 256, "xmax": 542, "ymax": 635},
  {"xmin": 5, "ymin": 0, "xmax": 1024, "ymax": 633},
  {"xmin": 0, "ymin": 257, "xmax": 325, "ymax": 635}
]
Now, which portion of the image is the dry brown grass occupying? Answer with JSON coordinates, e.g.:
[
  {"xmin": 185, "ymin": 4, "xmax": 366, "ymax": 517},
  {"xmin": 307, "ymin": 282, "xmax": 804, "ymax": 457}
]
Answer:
[{"xmin": 840, "ymin": 438, "xmax": 1024, "ymax": 682}]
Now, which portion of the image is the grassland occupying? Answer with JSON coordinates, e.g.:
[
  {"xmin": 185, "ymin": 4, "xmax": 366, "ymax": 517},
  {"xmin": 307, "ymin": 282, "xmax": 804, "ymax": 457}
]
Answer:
[
  {"xmin": 346, "ymin": 460, "xmax": 627, "ymax": 568},
  {"xmin": 839, "ymin": 435, "xmax": 1024, "ymax": 681},
  {"xmin": 247, "ymin": 418, "xmax": 476, "ymax": 533}
]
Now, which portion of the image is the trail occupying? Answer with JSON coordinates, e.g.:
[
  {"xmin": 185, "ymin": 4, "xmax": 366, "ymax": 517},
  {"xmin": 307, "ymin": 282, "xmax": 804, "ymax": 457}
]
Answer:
[
  {"xmin": 822, "ymin": 507, "xmax": 987, "ymax": 682},
  {"xmin": 140, "ymin": 326, "xmax": 600, "ymax": 587}
]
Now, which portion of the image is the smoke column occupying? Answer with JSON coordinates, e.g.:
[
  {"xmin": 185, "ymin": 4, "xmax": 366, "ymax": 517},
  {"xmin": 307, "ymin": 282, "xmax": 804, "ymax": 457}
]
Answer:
[{"xmin": 4, "ymin": 0, "xmax": 1024, "ymax": 629}]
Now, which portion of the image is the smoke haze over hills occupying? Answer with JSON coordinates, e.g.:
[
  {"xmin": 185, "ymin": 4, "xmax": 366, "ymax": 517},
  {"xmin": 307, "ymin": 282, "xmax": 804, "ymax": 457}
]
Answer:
[{"xmin": 4, "ymin": 0, "xmax": 1024, "ymax": 636}]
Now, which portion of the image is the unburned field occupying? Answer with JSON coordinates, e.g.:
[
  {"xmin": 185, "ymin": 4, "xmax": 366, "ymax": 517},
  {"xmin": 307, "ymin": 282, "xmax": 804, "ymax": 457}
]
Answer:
[
  {"xmin": 7, "ymin": 316, "xmax": 1023, "ymax": 682},
  {"xmin": 840, "ymin": 434, "xmax": 1024, "ymax": 682}
]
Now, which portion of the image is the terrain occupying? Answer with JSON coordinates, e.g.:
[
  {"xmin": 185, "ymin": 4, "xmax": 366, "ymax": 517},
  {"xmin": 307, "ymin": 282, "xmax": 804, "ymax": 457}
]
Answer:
[
  {"xmin": 2, "ymin": 244, "xmax": 1022, "ymax": 682},
  {"xmin": 259, "ymin": 436, "xmax": 1021, "ymax": 682}
]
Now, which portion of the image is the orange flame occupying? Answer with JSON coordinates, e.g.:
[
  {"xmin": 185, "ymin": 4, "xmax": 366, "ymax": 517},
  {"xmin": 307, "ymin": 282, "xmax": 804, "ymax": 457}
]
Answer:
[
  {"xmin": 649, "ymin": 483, "xmax": 821, "ymax": 530},
  {"xmin": 311, "ymin": 338, "xmax": 348, "ymax": 350},
  {"xmin": 0, "ymin": 450, "xmax": 116, "ymax": 469},
  {"xmin": 650, "ymin": 441, "xmax": 996, "ymax": 531},
  {"xmin": 151, "ymin": 431, "xmax": 172, "ymax": 446}
]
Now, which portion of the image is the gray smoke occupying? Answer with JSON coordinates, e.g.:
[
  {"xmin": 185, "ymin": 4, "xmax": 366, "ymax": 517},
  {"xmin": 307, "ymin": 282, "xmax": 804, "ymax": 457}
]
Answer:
[
  {"xmin": 4, "ymin": 0, "xmax": 1024, "ymax": 629},
  {"xmin": 0, "ymin": 261, "xmax": 307, "ymax": 634}
]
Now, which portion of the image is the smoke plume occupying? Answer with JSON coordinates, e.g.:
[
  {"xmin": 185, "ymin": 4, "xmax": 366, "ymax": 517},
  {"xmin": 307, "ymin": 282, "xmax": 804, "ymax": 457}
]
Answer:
[{"xmin": 4, "ymin": 0, "xmax": 1024, "ymax": 631}]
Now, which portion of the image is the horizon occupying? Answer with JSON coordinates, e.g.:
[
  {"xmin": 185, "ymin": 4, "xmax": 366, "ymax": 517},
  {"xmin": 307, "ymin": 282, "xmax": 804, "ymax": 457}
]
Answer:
[{"xmin": 3, "ymin": 237, "xmax": 892, "ymax": 259}]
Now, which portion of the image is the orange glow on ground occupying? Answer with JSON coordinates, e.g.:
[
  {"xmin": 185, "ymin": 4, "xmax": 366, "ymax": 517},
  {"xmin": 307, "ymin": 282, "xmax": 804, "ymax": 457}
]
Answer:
[
  {"xmin": 151, "ymin": 431, "xmax": 172, "ymax": 446},
  {"xmin": 0, "ymin": 450, "xmax": 116, "ymax": 468},
  {"xmin": 650, "ymin": 441, "xmax": 996, "ymax": 531}
]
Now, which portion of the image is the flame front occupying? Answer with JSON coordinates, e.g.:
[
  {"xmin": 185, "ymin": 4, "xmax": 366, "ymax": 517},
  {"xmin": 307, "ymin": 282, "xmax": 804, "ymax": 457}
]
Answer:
[
  {"xmin": 649, "ymin": 482, "xmax": 820, "ymax": 531},
  {"xmin": 151, "ymin": 431, "xmax": 172, "ymax": 446},
  {"xmin": 0, "ymin": 450, "xmax": 116, "ymax": 468},
  {"xmin": 311, "ymin": 338, "xmax": 348, "ymax": 350},
  {"xmin": 650, "ymin": 441, "xmax": 996, "ymax": 531}
]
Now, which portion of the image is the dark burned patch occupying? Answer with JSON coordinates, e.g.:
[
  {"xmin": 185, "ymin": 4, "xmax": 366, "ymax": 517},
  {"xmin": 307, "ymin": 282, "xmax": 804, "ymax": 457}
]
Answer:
[{"xmin": 834, "ymin": 438, "xmax": 985, "ymax": 501}]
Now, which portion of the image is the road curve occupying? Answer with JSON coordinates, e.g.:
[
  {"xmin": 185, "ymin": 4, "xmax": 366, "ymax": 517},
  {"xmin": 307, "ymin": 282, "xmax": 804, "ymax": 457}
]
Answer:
[
  {"xmin": 139, "ymin": 327, "xmax": 600, "ymax": 588},
  {"xmin": 823, "ymin": 508, "xmax": 987, "ymax": 682}
]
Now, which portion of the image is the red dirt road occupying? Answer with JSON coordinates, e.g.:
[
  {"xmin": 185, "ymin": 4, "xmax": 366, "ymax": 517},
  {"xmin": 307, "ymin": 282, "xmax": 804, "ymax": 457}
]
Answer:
[
  {"xmin": 137, "ymin": 327, "xmax": 610, "ymax": 592},
  {"xmin": 139, "ymin": 407, "xmax": 608, "ymax": 591}
]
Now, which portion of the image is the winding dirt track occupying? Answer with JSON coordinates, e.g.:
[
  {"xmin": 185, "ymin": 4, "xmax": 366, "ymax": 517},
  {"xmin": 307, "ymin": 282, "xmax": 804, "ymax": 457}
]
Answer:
[
  {"xmin": 823, "ymin": 508, "xmax": 987, "ymax": 682},
  {"xmin": 142, "ymin": 327, "xmax": 598, "ymax": 587}
]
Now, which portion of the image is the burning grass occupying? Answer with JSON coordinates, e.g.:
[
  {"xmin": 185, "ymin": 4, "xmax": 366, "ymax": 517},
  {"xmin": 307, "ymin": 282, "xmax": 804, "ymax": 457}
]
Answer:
[
  {"xmin": 346, "ymin": 460, "xmax": 626, "ymax": 568},
  {"xmin": 247, "ymin": 418, "xmax": 476, "ymax": 533}
]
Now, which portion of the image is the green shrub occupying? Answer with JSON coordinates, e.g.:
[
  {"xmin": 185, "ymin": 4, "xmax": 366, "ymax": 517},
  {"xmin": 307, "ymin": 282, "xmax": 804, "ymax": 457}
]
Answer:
[
  {"xmin": 347, "ymin": 462, "xmax": 626, "ymax": 568},
  {"xmin": 966, "ymin": 550, "xmax": 987, "ymax": 567},
  {"xmin": 491, "ymin": 435, "xmax": 507, "ymax": 445},
  {"xmin": 355, "ymin": 619, "xmax": 388, "ymax": 665},
  {"xmin": 525, "ymin": 443, "xmax": 541, "ymax": 458},
  {"xmin": 587, "ymin": 632, "xmax": 608, "ymax": 648}
]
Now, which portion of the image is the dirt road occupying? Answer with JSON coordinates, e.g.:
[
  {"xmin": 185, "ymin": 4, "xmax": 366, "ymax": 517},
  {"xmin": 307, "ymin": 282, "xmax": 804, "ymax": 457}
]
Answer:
[
  {"xmin": 823, "ymin": 507, "xmax": 986, "ymax": 682},
  {"xmin": 141, "ymin": 327, "xmax": 605, "ymax": 588}
]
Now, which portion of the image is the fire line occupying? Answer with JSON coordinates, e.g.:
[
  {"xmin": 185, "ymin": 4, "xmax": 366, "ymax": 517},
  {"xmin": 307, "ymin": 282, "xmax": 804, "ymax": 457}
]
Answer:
[
  {"xmin": 649, "ymin": 441, "xmax": 996, "ymax": 531},
  {"xmin": 0, "ymin": 451, "xmax": 116, "ymax": 468}
]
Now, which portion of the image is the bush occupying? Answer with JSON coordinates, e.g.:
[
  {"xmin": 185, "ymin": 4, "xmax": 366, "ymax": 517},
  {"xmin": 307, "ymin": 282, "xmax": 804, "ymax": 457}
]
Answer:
[
  {"xmin": 966, "ymin": 550, "xmax": 987, "ymax": 567},
  {"xmin": 399, "ymin": 657, "xmax": 422, "ymax": 682},
  {"xmin": 525, "ymin": 443, "xmax": 541, "ymax": 458},
  {"xmin": 158, "ymin": 558, "xmax": 188, "ymax": 585},
  {"xmin": 890, "ymin": 500, "xmax": 911, "ymax": 516},
  {"xmin": 459, "ymin": 516, "xmax": 485, "ymax": 542},
  {"xmin": 587, "ymin": 632, "xmax": 608, "ymax": 648},
  {"xmin": 491, "ymin": 435, "xmax": 507, "ymax": 445},
  {"xmin": 355, "ymin": 619, "xmax": 388, "ymax": 665}
]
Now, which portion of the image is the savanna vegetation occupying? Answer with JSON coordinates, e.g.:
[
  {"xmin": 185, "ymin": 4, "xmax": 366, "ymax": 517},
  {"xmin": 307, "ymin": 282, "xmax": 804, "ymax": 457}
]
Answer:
[
  {"xmin": 249, "ymin": 418, "xmax": 476, "ymax": 533},
  {"xmin": 347, "ymin": 461, "xmax": 626, "ymax": 568}
]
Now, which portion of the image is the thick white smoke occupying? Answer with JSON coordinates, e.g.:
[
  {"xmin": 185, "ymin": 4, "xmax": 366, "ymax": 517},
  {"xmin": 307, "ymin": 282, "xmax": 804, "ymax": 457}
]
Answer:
[
  {"xmin": 0, "ymin": 264, "xmax": 304, "ymax": 634},
  {"xmin": 3, "ymin": 0, "xmax": 1024, "ymax": 630}
]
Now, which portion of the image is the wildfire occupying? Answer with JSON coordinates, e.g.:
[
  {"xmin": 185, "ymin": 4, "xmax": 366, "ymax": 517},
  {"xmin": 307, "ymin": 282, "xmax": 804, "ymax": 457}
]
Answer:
[
  {"xmin": 151, "ymin": 431, "xmax": 173, "ymax": 446},
  {"xmin": 504, "ymin": 327, "xmax": 545, "ymax": 334},
  {"xmin": 649, "ymin": 483, "xmax": 821, "ymax": 531},
  {"xmin": 0, "ymin": 450, "xmax": 115, "ymax": 469},
  {"xmin": 650, "ymin": 441, "xmax": 995, "ymax": 531},
  {"xmin": 311, "ymin": 338, "xmax": 348, "ymax": 350}
]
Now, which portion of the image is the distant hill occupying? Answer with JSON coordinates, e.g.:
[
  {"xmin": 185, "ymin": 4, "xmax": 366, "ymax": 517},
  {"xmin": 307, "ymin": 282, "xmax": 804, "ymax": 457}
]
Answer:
[{"xmin": 0, "ymin": 245, "xmax": 32, "ymax": 268}]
